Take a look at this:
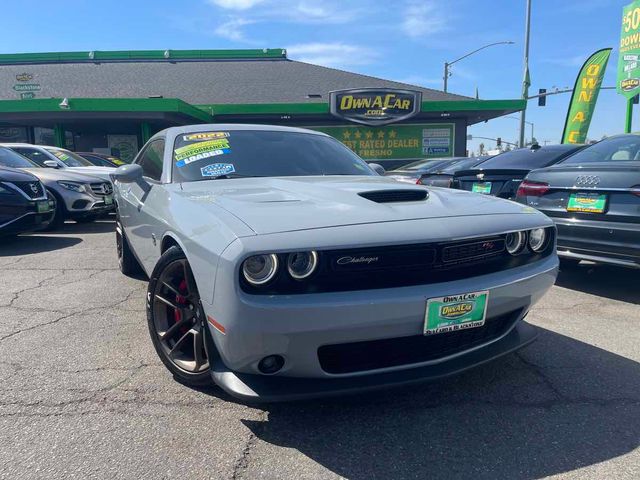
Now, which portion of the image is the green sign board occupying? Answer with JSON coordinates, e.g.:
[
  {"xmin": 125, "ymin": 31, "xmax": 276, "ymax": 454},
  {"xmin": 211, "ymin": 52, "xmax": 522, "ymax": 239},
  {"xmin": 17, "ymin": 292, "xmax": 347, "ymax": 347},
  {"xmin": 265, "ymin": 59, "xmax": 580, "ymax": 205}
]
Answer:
[
  {"xmin": 310, "ymin": 123, "xmax": 454, "ymax": 160},
  {"xmin": 618, "ymin": 0, "xmax": 640, "ymax": 98}
]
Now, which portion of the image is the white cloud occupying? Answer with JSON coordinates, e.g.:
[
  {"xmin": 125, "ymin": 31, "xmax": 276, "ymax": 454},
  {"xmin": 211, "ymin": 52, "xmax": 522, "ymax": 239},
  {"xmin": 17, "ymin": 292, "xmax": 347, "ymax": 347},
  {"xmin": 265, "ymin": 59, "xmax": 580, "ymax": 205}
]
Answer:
[
  {"xmin": 214, "ymin": 17, "xmax": 256, "ymax": 42},
  {"xmin": 287, "ymin": 42, "xmax": 377, "ymax": 68},
  {"xmin": 402, "ymin": 0, "xmax": 448, "ymax": 38},
  {"xmin": 208, "ymin": 0, "xmax": 265, "ymax": 10}
]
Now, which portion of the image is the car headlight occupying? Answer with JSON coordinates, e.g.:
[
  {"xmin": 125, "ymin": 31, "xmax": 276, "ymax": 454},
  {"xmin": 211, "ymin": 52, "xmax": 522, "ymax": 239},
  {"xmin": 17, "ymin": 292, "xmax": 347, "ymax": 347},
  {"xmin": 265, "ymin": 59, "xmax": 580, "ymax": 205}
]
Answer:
[
  {"xmin": 528, "ymin": 228, "xmax": 548, "ymax": 252},
  {"xmin": 242, "ymin": 254, "xmax": 279, "ymax": 285},
  {"xmin": 57, "ymin": 181, "xmax": 86, "ymax": 193},
  {"xmin": 287, "ymin": 251, "xmax": 318, "ymax": 280},
  {"xmin": 505, "ymin": 231, "xmax": 527, "ymax": 255}
]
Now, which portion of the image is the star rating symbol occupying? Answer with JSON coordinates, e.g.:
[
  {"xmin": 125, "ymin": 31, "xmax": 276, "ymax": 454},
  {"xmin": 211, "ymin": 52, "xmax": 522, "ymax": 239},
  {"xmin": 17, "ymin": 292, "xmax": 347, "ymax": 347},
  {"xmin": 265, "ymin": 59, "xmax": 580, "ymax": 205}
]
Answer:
[
  {"xmin": 389, "ymin": 130, "xmax": 397, "ymax": 139},
  {"xmin": 365, "ymin": 131, "xmax": 373, "ymax": 139},
  {"xmin": 343, "ymin": 130, "xmax": 351, "ymax": 139},
  {"xmin": 377, "ymin": 131, "xmax": 385, "ymax": 139},
  {"xmin": 354, "ymin": 131, "xmax": 362, "ymax": 139}
]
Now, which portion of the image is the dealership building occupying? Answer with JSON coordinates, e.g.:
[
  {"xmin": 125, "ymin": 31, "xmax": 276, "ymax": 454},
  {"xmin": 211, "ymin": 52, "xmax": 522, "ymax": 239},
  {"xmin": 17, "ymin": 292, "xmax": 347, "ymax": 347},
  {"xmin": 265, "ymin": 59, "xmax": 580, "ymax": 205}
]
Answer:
[{"xmin": 0, "ymin": 49, "xmax": 524, "ymax": 166}]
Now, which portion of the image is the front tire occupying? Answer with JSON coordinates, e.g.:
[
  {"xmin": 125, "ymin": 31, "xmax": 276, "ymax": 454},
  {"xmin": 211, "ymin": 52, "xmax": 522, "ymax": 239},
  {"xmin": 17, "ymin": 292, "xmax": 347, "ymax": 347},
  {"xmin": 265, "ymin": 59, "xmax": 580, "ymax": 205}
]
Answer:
[
  {"xmin": 146, "ymin": 246, "xmax": 213, "ymax": 386},
  {"xmin": 43, "ymin": 188, "xmax": 65, "ymax": 231}
]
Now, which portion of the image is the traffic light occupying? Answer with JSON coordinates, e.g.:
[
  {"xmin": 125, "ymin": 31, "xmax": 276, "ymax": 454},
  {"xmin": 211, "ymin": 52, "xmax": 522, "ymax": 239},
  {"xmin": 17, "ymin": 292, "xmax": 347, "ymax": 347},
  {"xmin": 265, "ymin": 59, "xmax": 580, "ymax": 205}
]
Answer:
[
  {"xmin": 538, "ymin": 89, "xmax": 547, "ymax": 106},
  {"xmin": 496, "ymin": 137, "xmax": 502, "ymax": 147}
]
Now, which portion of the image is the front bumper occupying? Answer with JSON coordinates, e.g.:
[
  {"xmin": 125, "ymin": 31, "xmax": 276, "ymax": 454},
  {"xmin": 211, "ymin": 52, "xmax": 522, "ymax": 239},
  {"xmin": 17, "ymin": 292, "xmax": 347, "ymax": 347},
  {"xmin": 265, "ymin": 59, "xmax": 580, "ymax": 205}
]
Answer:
[
  {"xmin": 59, "ymin": 190, "xmax": 115, "ymax": 217},
  {"xmin": 553, "ymin": 217, "xmax": 640, "ymax": 268},
  {"xmin": 202, "ymin": 252, "xmax": 557, "ymax": 400},
  {"xmin": 209, "ymin": 319, "xmax": 538, "ymax": 402}
]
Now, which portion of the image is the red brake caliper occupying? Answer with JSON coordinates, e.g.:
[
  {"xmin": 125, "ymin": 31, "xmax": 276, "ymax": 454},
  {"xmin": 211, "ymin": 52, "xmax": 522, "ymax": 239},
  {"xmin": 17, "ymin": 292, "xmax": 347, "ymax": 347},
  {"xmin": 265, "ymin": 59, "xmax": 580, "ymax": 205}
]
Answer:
[{"xmin": 174, "ymin": 279, "xmax": 189, "ymax": 333}]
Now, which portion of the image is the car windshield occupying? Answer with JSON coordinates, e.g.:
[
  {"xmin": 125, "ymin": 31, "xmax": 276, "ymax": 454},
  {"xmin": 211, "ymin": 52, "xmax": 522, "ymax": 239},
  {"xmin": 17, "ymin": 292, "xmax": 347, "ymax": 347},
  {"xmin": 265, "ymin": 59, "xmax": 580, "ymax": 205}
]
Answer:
[
  {"xmin": 0, "ymin": 147, "xmax": 39, "ymax": 168},
  {"xmin": 399, "ymin": 158, "xmax": 456, "ymax": 171},
  {"xmin": 433, "ymin": 157, "xmax": 487, "ymax": 174},
  {"xmin": 172, "ymin": 130, "xmax": 374, "ymax": 182},
  {"xmin": 44, "ymin": 147, "xmax": 94, "ymax": 167},
  {"xmin": 475, "ymin": 146, "xmax": 581, "ymax": 170},
  {"xmin": 560, "ymin": 135, "xmax": 640, "ymax": 164}
]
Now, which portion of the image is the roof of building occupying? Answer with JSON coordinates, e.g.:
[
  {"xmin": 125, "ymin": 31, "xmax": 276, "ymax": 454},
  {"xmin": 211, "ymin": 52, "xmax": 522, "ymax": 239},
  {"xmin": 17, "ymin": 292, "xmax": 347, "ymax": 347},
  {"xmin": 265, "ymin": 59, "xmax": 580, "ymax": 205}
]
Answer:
[{"xmin": 0, "ymin": 49, "xmax": 471, "ymax": 105}]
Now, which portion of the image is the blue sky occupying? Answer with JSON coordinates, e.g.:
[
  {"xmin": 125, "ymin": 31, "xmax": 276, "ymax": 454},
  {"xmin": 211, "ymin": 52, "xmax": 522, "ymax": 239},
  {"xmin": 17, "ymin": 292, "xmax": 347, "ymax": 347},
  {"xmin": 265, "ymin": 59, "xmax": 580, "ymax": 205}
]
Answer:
[{"xmin": 0, "ymin": 0, "xmax": 627, "ymax": 153}]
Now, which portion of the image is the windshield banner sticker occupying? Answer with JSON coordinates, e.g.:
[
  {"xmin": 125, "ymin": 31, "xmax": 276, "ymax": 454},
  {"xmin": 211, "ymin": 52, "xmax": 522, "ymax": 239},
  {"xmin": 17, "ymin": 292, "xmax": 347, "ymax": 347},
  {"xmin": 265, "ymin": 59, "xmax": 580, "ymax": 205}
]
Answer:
[
  {"xmin": 175, "ymin": 139, "xmax": 231, "ymax": 167},
  {"xmin": 201, "ymin": 163, "xmax": 235, "ymax": 177},
  {"xmin": 52, "ymin": 151, "xmax": 70, "ymax": 161},
  {"xmin": 183, "ymin": 132, "xmax": 229, "ymax": 142}
]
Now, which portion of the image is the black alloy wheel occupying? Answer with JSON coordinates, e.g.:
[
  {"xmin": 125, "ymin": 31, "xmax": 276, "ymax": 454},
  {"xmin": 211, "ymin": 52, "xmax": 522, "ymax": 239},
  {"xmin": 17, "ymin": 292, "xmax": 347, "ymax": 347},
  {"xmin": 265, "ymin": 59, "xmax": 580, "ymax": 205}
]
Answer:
[{"xmin": 147, "ymin": 246, "xmax": 213, "ymax": 386}]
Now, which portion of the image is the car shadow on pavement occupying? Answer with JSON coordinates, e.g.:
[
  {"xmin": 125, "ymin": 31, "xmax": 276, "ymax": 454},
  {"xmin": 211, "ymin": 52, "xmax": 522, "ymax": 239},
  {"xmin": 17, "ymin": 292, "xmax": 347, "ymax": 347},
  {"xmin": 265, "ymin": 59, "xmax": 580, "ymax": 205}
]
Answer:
[
  {"xmin": 0, "ymin": 234, "xmax": 82, "ymax": 256},
  {"xmin": 556, "ymin": 263, "xmax": 640, "ymax": 304},
  {"xmin": 239, "ymin": 327, "xmax": 639, "ymax": 479},
  {"xmin": 57, "ymin": 219, "xmax": 115, "ymax": 235}
]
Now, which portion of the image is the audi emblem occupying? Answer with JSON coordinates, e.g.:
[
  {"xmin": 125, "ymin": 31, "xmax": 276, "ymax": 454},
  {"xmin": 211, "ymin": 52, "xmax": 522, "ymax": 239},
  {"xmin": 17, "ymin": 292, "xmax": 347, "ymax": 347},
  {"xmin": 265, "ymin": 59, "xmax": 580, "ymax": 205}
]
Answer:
[{"xmin": 574, "ymin": 175, "xmax": 600, "ymax": 187}]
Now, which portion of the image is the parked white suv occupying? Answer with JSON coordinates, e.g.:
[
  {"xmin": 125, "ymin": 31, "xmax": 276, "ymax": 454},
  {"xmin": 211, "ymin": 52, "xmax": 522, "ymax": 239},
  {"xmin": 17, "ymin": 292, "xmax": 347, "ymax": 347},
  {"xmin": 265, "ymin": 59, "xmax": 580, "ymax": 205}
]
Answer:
[{"xmin": 1, "ymin": 143, "xmax": 115, "ymax": 182}]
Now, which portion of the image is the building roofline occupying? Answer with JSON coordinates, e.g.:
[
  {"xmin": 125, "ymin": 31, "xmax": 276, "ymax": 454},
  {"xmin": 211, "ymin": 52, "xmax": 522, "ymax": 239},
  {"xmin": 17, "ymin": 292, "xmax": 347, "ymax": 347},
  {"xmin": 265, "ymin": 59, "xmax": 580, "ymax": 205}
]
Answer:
[{"xmin": 0, "ymin": 49, "xmax": 288, "ymax": 65}]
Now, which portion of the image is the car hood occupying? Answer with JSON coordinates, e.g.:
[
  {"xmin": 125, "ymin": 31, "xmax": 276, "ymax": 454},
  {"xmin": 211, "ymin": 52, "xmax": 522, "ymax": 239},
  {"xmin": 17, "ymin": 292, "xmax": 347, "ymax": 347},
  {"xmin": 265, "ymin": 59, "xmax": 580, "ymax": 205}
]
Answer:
[
  {"xmin": 175, "ymin": 176, "xmax": 539, "ymax": 235},
  {"xmin": 64, "ymin": 166, "xmax": 114, "ymax": 181},
  {"xmin": 21, "ymin": 168, "xmax": 105, "ymax": 184}
]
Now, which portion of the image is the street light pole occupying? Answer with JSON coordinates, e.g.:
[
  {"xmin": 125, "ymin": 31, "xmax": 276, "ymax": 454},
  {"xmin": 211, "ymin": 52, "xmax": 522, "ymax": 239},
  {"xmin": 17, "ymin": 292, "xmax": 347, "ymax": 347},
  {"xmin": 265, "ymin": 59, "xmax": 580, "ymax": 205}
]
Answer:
[
  {"xmin": 443, "ymin": 41, "xmax": 514, "ymax": 93},
  {"xmin": 519, "ymin": 0, "xmax": 532, "ymax": 147}
]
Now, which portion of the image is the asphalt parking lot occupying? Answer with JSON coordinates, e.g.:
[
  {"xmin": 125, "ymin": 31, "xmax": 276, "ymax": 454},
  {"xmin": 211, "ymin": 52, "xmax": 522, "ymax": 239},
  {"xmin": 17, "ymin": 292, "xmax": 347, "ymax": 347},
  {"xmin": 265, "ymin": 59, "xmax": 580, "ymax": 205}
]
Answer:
[{"xmin": 0, "ymin": 219, "xmax": 638, "ymax": 480}]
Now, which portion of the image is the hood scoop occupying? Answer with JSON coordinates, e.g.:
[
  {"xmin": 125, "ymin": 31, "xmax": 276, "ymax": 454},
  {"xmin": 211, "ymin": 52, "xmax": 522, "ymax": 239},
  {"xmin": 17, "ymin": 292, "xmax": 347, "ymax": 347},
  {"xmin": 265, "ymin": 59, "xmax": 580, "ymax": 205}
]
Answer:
[{"xmin": 358, "ymin": 189, "xmax": 428, "ymax": 203}]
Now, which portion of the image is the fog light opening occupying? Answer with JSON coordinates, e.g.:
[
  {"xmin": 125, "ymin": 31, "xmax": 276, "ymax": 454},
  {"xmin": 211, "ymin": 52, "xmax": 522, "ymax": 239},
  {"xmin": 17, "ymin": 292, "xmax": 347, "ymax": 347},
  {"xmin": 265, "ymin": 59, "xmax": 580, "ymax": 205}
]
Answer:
[{"xmin": 258, "ymin": 355, "xmax": 285, "ymax": 374}]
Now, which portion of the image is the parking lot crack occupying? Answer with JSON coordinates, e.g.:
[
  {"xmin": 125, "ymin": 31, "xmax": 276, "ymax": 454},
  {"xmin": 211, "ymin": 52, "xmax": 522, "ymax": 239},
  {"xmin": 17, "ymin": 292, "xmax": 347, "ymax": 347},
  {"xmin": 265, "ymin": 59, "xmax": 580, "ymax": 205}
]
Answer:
[{"xmin": 231, "ymin": 410, "xmax": 267, "ymax": 480}]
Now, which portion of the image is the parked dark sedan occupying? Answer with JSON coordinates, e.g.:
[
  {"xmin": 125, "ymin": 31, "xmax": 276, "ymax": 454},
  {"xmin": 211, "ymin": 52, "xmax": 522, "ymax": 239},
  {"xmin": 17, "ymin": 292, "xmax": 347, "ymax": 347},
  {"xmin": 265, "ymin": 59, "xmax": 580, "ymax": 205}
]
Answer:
[
  {"xmin": 77, "ymin": 152, "xmax": 126, "ymax": 167},
  {"xmin": 0, "ymin": 166, "xmax": 54, "ymax": 236},
  {"xmin": 418, "ymin": 156, "xmax": 491, "ymax": 187},
  {"xmin": 517, "ymin": 134, "xmax": 640, "ymax": 269},
  {"xmin": 386, "ymin": 157, "xmax": 467, "ymax": 184},
  {"xmin": 452, "ymin": 144, "xmax": 585, "ymax": 199}
]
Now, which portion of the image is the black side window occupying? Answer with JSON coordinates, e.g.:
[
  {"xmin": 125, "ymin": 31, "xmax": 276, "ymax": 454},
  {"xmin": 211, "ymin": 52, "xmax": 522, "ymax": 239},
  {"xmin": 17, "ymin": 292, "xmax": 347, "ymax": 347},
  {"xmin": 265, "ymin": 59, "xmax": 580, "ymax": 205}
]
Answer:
[
  {"xmin": 14, "ymin": 148, "xmax": 45, "ymax": 166},
  {"xmin": 136, "ymin": 139, "xmax": 165, "ymax": 181}
]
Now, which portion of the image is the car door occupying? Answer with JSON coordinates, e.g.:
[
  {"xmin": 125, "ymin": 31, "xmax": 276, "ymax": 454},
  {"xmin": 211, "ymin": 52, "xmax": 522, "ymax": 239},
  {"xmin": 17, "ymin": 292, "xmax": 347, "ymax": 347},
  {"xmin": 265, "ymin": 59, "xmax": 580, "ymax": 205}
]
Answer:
[{"xmin": 118, "ymin": 138, "xmax": 165, "ymax": 270}]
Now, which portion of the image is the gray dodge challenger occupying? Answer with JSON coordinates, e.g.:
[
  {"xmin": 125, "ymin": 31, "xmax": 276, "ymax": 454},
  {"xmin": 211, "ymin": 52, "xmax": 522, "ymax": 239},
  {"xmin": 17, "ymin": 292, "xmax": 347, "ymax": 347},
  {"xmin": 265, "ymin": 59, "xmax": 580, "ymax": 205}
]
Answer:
[{"xmin": 112, "ymin": 124, "xmax": 558, "ymax": 402}]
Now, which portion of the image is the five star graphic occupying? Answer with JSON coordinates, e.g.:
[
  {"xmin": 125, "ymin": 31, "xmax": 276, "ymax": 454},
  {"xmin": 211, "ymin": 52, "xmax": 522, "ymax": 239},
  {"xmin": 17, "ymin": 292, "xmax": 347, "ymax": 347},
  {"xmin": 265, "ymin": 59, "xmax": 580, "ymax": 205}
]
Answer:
[
  {"xmin": 365, "ymin": 131, "xmax": 373, "ymax": 139},
  {"xmin": 343, "ymin": 130, "xmax": 351, "ymax": 139},
  {"xmin": 354, "ymin": 131, "xmax": 362, "ymax": 139},
  {"xmin": 377, "ymin": 131, "xmax": 385, "ymax": 139},
  {"xmin": 389, "ymin": 130, "xmax": 397, "ymax": 139}
]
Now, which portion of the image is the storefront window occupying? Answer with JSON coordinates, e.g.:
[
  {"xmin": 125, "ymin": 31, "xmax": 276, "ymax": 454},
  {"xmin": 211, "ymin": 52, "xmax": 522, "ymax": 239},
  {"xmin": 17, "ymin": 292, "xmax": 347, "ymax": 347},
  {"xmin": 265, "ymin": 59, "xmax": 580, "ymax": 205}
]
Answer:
[{"xmin": 0, "ymin": 126, "xmax": 29, "ymax": 143}]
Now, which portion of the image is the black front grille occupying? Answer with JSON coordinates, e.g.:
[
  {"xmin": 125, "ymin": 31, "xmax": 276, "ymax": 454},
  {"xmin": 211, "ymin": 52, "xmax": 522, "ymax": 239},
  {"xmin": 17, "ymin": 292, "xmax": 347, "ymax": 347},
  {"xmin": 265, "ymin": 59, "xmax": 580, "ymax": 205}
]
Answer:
[
  {"xmin": 318, "ymin": 309, "xmax": 522, "ymax": 374},
  {"xmin": 11, "ymin": 181, "xmax": 44, "ymax": 199},
  {"xmin": 442, "ymin": 238, "xmax": 506, "ymax": 263},
  {"xmin": 359, "ymin": 189, "xmax": 428, "ymax": 203}
]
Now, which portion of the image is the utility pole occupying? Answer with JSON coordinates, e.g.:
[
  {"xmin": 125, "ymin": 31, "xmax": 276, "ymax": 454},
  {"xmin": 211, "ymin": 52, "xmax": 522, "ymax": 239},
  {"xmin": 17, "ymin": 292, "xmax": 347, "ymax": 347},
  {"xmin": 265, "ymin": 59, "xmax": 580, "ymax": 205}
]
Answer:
[{"xmin": 519, "ymin": 0, "xmax": 532, "ymax": 148}]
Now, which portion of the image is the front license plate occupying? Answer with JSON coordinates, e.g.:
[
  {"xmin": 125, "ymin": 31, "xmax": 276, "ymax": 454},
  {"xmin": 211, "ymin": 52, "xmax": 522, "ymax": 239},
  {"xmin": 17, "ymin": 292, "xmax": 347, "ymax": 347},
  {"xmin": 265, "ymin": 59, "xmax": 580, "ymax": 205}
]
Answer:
[
  {"xmin": 472, "ymin": 182, "xmax": 492, "ymax": 194},
  {"xmin": 36, "ymin": 200, "xmax": 51, "ymax": 213},
  {"xmin": 424, "ymin": 290, "xmax": 489, "ymax": 336},
  {"xmin": 566, "ymin": 192, "xmax": 607, "ymax": 213},
  {"xmin": 104, "ymin": 195, "xmax": 113, "ymax": 205}
]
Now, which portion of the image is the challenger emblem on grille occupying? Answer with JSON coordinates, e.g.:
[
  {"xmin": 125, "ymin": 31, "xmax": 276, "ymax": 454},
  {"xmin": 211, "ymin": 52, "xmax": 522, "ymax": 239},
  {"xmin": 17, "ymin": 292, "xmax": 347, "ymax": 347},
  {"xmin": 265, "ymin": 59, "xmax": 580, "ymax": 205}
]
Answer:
[{"xmin": 337, "ymin": 256, "xmax": 380, "ymax": 265}]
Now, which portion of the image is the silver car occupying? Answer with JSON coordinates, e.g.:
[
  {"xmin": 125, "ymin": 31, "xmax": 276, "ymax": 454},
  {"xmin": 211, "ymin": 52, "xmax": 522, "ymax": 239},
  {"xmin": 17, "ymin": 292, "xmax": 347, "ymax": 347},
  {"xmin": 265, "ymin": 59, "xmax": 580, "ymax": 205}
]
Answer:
[
  {"xmin": 1, "ymin": 143, "xmax": 115, "ymax": 183},
  {"xmin": 112, "ymin": 124, "xmax": 558, "ymax": 402},
  {"xmin": 0, "ymin": 147, "xmax": 114, "ymax": 227}
]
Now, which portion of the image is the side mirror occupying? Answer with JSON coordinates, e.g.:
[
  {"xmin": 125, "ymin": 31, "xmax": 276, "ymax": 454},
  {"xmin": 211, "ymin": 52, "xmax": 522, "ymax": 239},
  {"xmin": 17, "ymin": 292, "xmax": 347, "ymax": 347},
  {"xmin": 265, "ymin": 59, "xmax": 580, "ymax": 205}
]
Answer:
[
  {"xmin": 111, "ymin": 164, "xmax": 151, "ymax": 193},
  {"xmin": 369, "ymin": 163, "xmax": 385, "ymax": 175},
  {"xmin": 43, "ymin": 160, "xmax": 60, "ymax": 169}
]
